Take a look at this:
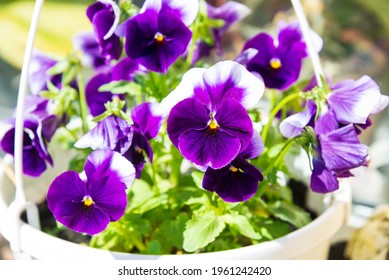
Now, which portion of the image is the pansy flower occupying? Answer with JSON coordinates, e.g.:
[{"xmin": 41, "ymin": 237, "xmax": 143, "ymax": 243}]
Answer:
[
  {"xmin": 73, "ymin": 32, "xmax": 106, "ymax": 68},
  {"xmin": 74, "ymin": 116, "xmax": 133, "ymax": 154},
  {"xmin": 86, "ymin": 57, "xmax": 139, "ymax": 116},
  {"xmin": 0, "ymin": 96, "xmax": 59, "ymax": 177},
  {"xmin": 207, "ymin": 1, "xmax": 251, "ymax": 53},
  {"xmin": 117, "ymin": 0, "xmax": 196, "ymax": 73},
  {"xmin": 47, "ymin": 150, "xmax": 135, "ymax": 235},
  {"xmin": 280, "ymin": 76, "xmax": 388, "ymax": 137},
  {"xmin": 165, "ymin": 60, "xmax": 264, "ymax": 169},
  {"xmin": 242, "ymin": 22, "xmax": 321, "ymax": 90},
  {"xmin": 203, "ymin": 133, "xmax": 264, "ymax": 202},
  {"xmin": 310, "ymin": 122, "xmax": 368, "ymax": 193},
  {"xmin": 28, "ymin": 50, "xmax": 62, "ymax": 95},
  {"xmin": 86, "ymin": 0, "xmax": 122, "ymax": 61},
  {"xmin": 123, "ymin": 102, "xmax": 164, "ymax": 178}
]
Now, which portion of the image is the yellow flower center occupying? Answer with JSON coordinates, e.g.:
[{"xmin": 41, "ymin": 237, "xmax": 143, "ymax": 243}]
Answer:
[
  {"xmin": 83, "ymin": 196, "xmax": 94, "ymax": 207},
  {"xmin": 270, "ymin": 58, "xmax": 282, "ymax": 69},
  {"xmin": 154, "ymin": 32, "xmax": 165, "ymax": 43},
  {"xmin": 230, "ymin": 166, "xmax": 239, "ymax": 172},
  {"xmin": 208, "ymin": 115, "xmax": 218, "ymax": 130},
  {"xmin": 112, "ymin": 96, "xmax": 120, "ymax": 104},
  {"xmin": 135, "ymin": 146, "xmax": 143, "ymax": 154}
]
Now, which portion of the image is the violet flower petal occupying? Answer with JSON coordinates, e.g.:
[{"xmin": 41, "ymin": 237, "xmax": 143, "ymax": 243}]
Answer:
[
  {"xmin": 54, "ymin": 201, "xmax": 110, "ymax": 235},
  {"xmin": 214, "ymin": 99, "xmax": 253, "ymax": 151},
  {"xmin": 178, "ymin": 127, "xmax": 241, "ymax": 169},
  {"xmin": 238, "ymin": 132, "xmax": 264, "ymax": 160},
  {"xmin": 318, "ymin": 124, "xmax": 368, "ymax": 171},
  {"xmin": 310, "ymin": 156, "xmax": 339, "ymax": 193},
  {"xmin": 167, "ymin": 98, "xmax": 209, "ymax": 148},
  {"xmin": 328, "ymin": 76, "xmax": 382, "ymax": 124},
  {"xmin": 280, "ymin": 99, "xmax": 317, "ymax": 138},
  {"xmin": 131, "ymin": 102, "xmax": 164, "ymax": 140},
  {"xmin": 84, "ymin": 150, "xmax": 135, "ymax": 188}
]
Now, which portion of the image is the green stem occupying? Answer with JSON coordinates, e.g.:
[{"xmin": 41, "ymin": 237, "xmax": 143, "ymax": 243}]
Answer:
[
  {"xmin": 77, "ymin": 67, "xmax": 89, "ymax": 134},
  {"xmin": 262, "ymin": 137, "xmax": 298, "ymax": 177},
  {"xmin": 261, "ymin": 92, "xmax": 301, "ymax": 145}
]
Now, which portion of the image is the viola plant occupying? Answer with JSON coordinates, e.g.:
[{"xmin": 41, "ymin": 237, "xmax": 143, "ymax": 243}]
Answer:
[{"xmin": 1, "ymin": 0, "xmax": 388, "ymax": 254}]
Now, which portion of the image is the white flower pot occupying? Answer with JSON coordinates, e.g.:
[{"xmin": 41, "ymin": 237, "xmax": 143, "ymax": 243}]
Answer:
[{"xmin": 0, "ymin": 156, "xmax": 351, "ymax": 260}]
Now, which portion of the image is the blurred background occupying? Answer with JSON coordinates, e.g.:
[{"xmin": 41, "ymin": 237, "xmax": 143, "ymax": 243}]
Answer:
[{"xmin": 0, "ymin": 0, "xmax": 388, "ymax": 259}]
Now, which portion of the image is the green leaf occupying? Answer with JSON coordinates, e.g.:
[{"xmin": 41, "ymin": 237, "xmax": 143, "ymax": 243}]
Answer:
[
  {"xmin": 142, "ymin": 240, "xmax": 161, "ymax": 255},
  {"xmin": 98, "ymin": 80, "xmax": 142, "ymax": 96},
  {"xmin": 223, "ymin": 213, "xmax": 261, "ymax": 240},
  {"xmin": 191, "ymin": 171, "xmax": 204, "ymax": 189},
  {"xmin": 267, "ymin": 201, "xmax": 311, "ymax": 229},
  {"xmin": 183, "ymin": 211, "xmax": 226, "ymax": 252}
]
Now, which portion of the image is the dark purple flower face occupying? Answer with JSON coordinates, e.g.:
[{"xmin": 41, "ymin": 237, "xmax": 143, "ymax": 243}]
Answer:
[
  {"xmin": 165, "ymin": 61, "xmax": 264, "ymax": 169},
  {"xmin": 47, "ymin": 150, "xmax": 135, "ymax": 235},
  {"xmin": 202, "ymin": 133, "xmax": 264, "ymax": 202},
  {"xmin": 203, "ymin": 157, "xmax": 263, "ymax": 202},
  {"xmin": 243, "ymin": 30, "xmax": 307, "ymax": 90},
  {"xmin": 75, "ymin": 116, "xmax": 133, "ymax": 154},
  {"xmin": 87, "ymin": 0, "xmax": 122, "ymax": 61},
  {"xmin": 1, "ymin": 115, "xmax": 53, "ymax": 177},
  {"xmin": 122, "ymin": 4, "xmax": 192, "ymax": 73}
]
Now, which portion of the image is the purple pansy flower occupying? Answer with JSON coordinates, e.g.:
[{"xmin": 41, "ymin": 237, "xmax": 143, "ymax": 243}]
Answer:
[
  {"xmin": 86, "ymin": 0, "xmax": 122, "ymax": 61},
  {"xmin": 28, "ymin": 50, "xmax": 61, "ymax": 95},
  {"xmin": 165, "ymin": 60, "xmax": 264, "ymax": 169},
  {"xmin": 118, "ymin": 0, "xmax": 193, "ymax": 73},
  {"xmin": 74, "ymin": 116, "xmax": 133, "ymax": 154},
  {"xmin": 0, "ymin": 96, "xmax": 59, "ymax": 177},
  {"xmin": 242, "ymin": 22, "xmax": 320, "ymax": 90},
  {"xmin": 123, "ymin": 102, "xmax": 164, "ymax": 178},
  {"xmin": 73, "ymin": 32, "xmax": 106, "ymax": 68},
  {"xmin": 85, "ymin": 57, "xmax": 139, "ymax": 116},
  {"xmin": 280, "ymin": 76, "xmax": 388, "ymax": 138},
  {"xmin": 207, "ymin": 1, "xmax": 251, "ymax": 53},
  {"xmin": 311, "ymin": 123, "xmax": 368, "ymax": 193},
  {"xmin": 47, "ymin": 150, "xmax": 135, "ymax": 235},
  {"xmin": 203, "ymin": 133, "xmax": 264, "ymax": 202}
]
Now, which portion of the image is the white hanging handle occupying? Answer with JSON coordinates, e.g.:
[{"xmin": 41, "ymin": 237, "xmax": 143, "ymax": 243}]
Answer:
[
  {"xmin": 291, "ymin": 0, "xmax": 325, "ymax": 87},
  {"xmin": 9, "ymin": 0, "xmax": 45, "ymax": 257}
]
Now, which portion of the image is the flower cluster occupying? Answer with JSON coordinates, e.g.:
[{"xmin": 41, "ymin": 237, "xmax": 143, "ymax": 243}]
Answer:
[{"xmin": 1, "ymin": 0, "xmax": 388, "ymax": 254}]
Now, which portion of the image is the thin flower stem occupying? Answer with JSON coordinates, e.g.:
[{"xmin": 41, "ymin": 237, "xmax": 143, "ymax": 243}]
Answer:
[
  {"xmin": 262, "ymin": 136, "xmax": 298, "ymax": 178},
  {"xmin": 261, "ymin": 92, "xmax": 301, "ymax": 145},
  {"xmin": 77, "ymin": 67, "xmax": 89, "ymax": 134}
]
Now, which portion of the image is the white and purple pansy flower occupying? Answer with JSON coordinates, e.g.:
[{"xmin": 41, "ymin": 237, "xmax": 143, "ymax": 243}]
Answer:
[
  {"xmin": 122, "ymin": 102, "xmax": 164, "ymax": 178},
  {"xmin": 203, "ymin": 133, "xmax": 264, "ymax": 202},
  {"xmin": 0, "ymin": 96, "xmax": 59, "ymax": 177},
  {"xmin": 47, "ymin": 150, "xmax": 135, "ymax": 235},
  {"xmin": 117, "ymin": 0, "xmax": 196, "ymax": 73},
  {"xmin": 327, "ymin": 75, "xmax": 388, "ymax": 125},
  {"xmin": 86, "ymin": 0, "xmax": 122, "ymax": 61},
  {"xmin": 85, "ymin": 57, "xmax": 139, "ymax": 116},
  {"xmin": 165, "ymin": 60, "xmax": 264, "ymax": 169},
  {"xmin": 242, "ymin": 22, "xmax": 320, "ymax": 90},
  {"xmin": 28, "ymin": 50, "xmax": 62, "ymax": 95},
  {"xmin": 74, "ymin": 116, "xmax": 133, "ymax": 154}
]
